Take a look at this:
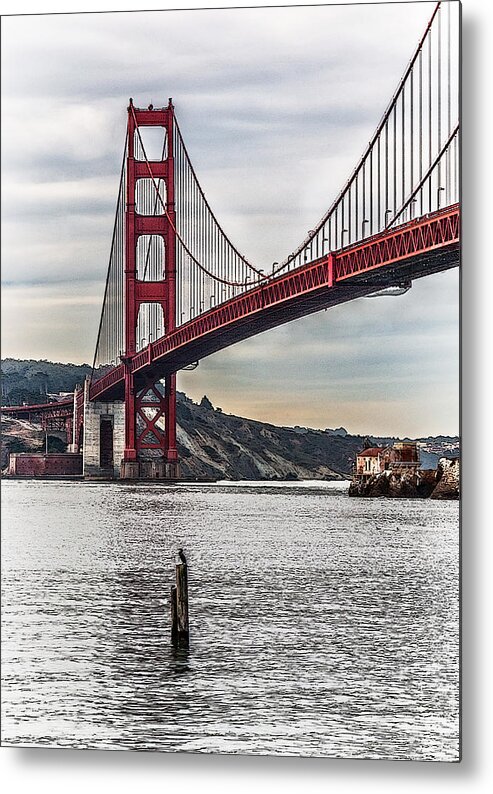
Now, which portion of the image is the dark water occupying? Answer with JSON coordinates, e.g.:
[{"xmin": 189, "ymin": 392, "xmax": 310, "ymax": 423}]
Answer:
[{"xmin": 1, "ymin": 480, "xmax": 459, "ymax": 759}]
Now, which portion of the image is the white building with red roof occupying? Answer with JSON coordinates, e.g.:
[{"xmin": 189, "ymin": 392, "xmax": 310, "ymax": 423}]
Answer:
[{"xmin": 355, "ymin": 442, "xmax": 420, "ymax": 479}]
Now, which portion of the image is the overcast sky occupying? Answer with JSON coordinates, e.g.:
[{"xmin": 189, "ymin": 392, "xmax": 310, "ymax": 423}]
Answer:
[{"xmin": 1, "ymin": 1, "xmax": 459, "ymax": 437}]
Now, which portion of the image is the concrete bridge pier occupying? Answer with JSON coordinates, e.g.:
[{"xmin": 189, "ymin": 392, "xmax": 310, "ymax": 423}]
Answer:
[
  {"xmin": 82, "ymin": 379, "xmax": 125, "ymax": 479},
  {"xmin": 120, "ymin": 458, "xmax": 179, "ymax": 480}
]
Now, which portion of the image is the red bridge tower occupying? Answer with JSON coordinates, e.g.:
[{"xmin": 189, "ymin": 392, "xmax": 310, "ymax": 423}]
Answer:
[{"xmin": 121, "ymin": 99, "xmax": 179, "ymax": 479}]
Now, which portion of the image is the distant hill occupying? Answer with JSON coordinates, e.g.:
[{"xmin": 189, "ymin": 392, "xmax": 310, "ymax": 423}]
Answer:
[
  {"xmin": 1, "ymin": 359, "xmax": 459, "ymax": 478},
  {"xmin": 175, "ymin": 392, "xmax": 358, "ymax": 479},
  {"xmin": 1, "ymin": 358, "xmax": 91, "ymax": 405}
]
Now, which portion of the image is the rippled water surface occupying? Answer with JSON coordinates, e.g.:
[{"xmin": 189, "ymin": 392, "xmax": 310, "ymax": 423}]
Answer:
[{"xmin": 1, "ymin": 480, "xmax": 459, "ymax": 759}]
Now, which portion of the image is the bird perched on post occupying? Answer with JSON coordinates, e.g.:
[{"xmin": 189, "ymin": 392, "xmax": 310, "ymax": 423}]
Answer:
[{"xmin": 177, "ymin": 548, "xmax": 187, "ymax": 565}]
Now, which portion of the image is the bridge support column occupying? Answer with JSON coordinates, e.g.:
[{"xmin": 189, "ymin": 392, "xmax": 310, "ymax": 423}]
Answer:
[
  {"xmin": 67, "ymin": 388, "xmax": 77, "ymax": 453},
  {"xmin": 165, "ymin": 373, "xmax": 178, "ymax": 467},
  {"xmin": 120, "ymin": 371, "xmax": 179, "ymax": 481},
  {"xmin": 122, "ymin": 364, "xmax": 138, "ymax": 478},
  {"xmin": 69, "ymin": 383, "xmax": 84, "ymax": 453},
  {"xmin": 82, "ymin": 379, "xmax": 125, "ymax": 479}
]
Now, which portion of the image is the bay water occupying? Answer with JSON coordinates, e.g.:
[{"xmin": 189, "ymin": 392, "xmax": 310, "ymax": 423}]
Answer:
[{"xmin": 1, "ymin": 480, "xmax": 459, "ymax": 759}]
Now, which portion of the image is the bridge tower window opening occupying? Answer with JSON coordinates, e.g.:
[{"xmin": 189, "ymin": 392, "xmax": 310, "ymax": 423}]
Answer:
[
  {"xmin": 135, "ymin": 178, "xmax": 166, "ymax": 216},
  {"xmin": 136, "ymin": 303, "xmax": 165, "ymax": 351},
  {"xmin": 136, "ymin": 235, "xmax": 165, "ymax": 282},
  {"xmin": 134, "ymin": 126, "xmax": 167, "ymax": 162}
]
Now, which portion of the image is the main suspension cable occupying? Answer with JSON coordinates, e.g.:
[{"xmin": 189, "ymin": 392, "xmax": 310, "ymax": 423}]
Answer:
[{"xmin": 131, "ymin": 104, "xmax": 266, "ymax": 289}]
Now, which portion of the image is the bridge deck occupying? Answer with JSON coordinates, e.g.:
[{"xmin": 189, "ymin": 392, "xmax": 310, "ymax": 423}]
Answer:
[
  {"xmin": 2, "ymin": 398, "xmax": 74, "ymax": 419},
  {"xmin": 87, "ymin": 204, "xmax": 459, "ymax": 401}
]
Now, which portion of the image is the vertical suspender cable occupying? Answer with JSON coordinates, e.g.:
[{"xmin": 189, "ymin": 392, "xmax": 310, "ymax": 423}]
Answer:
[
  {"xmin": 401, "ymin": 86, "xmax": 405, "ymax": 209},
  {"xmin": 410, "ymin": 67, "xmax": 414, "ymax": 215},
  {"xmin": 428, "ymin": 24, "xmax": 433, "ymax": 210},
  {"xmin": 91, "ymin": 132, "xmax": 128, "ymax": 377},
  {"xmin": 437, "ymin": 5, "xmax": 442, "ymax": 200},
  {"xmin": 393, "ymin": 106, "xmax": 397, "ymax": 215}
]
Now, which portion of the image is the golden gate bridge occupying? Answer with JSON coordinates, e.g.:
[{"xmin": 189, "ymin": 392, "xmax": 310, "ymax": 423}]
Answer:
[{"xmin": 3, "ymin": 1, "xmax": 460, "ymax": 480}]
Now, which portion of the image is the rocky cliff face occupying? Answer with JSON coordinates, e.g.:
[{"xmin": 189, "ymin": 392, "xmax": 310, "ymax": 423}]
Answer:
[
  {"xmin": 430, "ymin": 457, "xmax": 460, "ymax": 500},
  {"xmin": 1, "ymin": 417, "xmax": 47, "ymax": 469},
  {"xmin": 175, "ymin": 395, "xmax": 350, "ymax": 480},
  {"xmin": 348, "ymin": 468, "xmax": 424, "ymax": 498}
]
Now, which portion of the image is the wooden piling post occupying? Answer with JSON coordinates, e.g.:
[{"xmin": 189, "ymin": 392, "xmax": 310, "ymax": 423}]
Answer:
[
  {"xmin": 170, "ymin": 584, "xmax": 178, "ymax": 643},
  {"xmin": 175, "ymin": 562, "xmax": 189, "ymax": 642},
  {"xmin": 171, "ymin": 551, "xmax": 189, "ymax": 645}
]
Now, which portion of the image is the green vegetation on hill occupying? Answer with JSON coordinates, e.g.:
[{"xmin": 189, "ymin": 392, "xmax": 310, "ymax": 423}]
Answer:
[{"xmin": 1, "ymin": 359, "xmax": 92, "ymax": 405}]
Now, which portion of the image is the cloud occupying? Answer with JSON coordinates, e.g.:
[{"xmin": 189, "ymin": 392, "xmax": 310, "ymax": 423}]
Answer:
[{"xmin": 0, "ymin": 1, "xmax": 458, "ymax": 436}]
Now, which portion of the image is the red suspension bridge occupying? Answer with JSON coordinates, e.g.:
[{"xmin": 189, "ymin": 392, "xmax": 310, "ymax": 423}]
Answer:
[{"xmin": 3, "ymin": 2, "xmax": 460, "ymax": 479}]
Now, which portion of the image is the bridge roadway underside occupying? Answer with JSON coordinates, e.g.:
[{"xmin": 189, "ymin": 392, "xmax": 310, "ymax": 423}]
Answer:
[{"xmin": 93, "ymin": 238, "xmax": 459, "ymax": 403}]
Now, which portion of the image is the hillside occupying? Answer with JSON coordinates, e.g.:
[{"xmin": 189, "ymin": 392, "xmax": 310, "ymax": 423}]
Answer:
[
  {"xmin": 1, "ymin": 359, "xmax": 459, "ymax": 479},
  {"xmin": 175, "ymin": 393, "xmax": 357, "ymax": 479}
]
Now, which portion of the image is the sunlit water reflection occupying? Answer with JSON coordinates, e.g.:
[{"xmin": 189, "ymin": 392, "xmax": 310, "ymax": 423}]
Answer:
[{"xmin": 1, "ymin": 480, "xmax": 459, "ymax": 759}]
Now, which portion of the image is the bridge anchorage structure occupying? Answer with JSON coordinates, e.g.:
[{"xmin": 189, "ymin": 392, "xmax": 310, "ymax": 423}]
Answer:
[{"xmin": 2, "ymin": 1, "xmax": 460, "ymax": 481}]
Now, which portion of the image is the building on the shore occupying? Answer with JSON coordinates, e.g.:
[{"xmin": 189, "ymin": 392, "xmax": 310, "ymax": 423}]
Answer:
[{"xmin": 355, "ymin": 441, "xmax": 420, "ymax": 479}]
